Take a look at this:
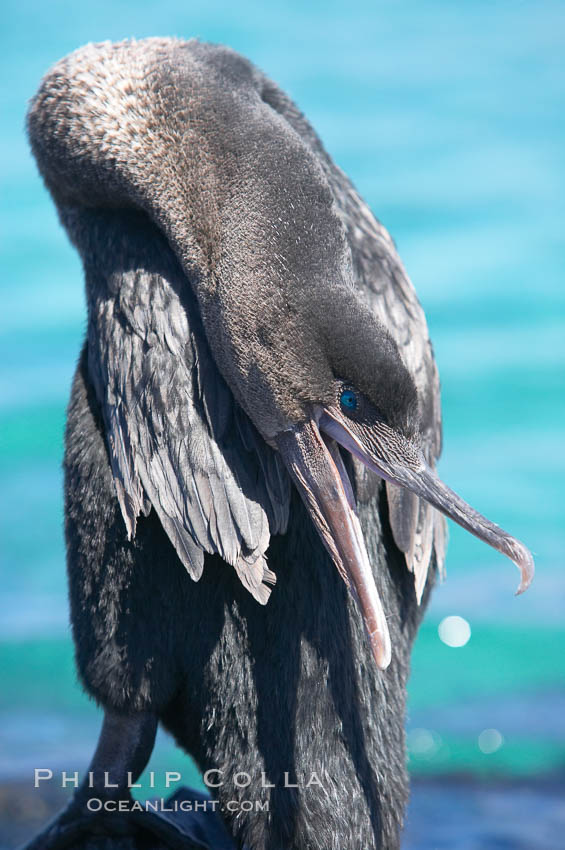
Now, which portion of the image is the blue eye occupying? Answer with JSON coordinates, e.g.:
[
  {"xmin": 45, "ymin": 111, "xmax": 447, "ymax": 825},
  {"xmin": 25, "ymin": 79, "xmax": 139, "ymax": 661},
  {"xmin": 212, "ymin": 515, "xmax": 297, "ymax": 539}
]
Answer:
[{"xmin": 339, "ymin": 389, "xmax": 358, "ymax": 413}]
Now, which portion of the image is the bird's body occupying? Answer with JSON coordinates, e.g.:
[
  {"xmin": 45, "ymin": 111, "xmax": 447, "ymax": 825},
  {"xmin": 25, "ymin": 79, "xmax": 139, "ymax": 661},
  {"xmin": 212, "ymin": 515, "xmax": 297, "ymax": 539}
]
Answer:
[
  {"xmin": 65, "ymin": 339, "xmax": 418, "ymax": 848},
  {"xmin": 26, "ymin": 38, "xmax": 533, "ymax": 850}
]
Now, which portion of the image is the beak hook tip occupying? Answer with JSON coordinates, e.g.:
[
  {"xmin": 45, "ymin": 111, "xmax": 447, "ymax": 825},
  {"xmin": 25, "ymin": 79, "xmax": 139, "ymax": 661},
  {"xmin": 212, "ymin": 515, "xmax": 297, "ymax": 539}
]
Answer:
[
  {"xmin": 513, "ymin": 545, "xmax": 535, "ymax": 596},
  {"xmin": 371, "ymin": 629, "xmax": 392, "ymax": 670}
]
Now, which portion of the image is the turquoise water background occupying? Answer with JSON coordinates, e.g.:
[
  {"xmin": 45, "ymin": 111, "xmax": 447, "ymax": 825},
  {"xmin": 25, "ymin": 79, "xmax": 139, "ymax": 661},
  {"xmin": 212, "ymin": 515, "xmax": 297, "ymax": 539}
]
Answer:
[{"xmin": 1, "ymin": 0, "xmax": 564, "ymax": 798}]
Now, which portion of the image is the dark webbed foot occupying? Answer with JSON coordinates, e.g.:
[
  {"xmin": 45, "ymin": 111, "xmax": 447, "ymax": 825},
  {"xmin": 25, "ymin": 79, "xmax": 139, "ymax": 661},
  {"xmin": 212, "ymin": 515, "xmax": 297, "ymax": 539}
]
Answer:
[
  {"xmin": 20, "ymin": 711, "xmax": 206, "ymax": 849},
  {"xmin": 21, "ymin": 798, "xmax": 210, "ymax": 849},
  {"xmin": 21, "ymin": 788, "xmax": 236, "ymax": 850},
  {"xmin": 21, "ymin": 804, "xmax": 205, "ymax": 849},
  {"xmin": 20, "ymin": 712, "xmax": 236, "ymax": 850}
]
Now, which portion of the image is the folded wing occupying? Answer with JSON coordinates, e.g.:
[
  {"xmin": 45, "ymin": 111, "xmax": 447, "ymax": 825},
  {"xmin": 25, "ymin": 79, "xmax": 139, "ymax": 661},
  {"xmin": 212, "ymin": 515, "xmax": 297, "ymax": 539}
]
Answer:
[
  {"xmin": 333, "ymin": 185, "xmax": 447, "ymax": 600},
  {"xmin": 70, "ymin": 207, "xmax": 290, "ymax": 603}
]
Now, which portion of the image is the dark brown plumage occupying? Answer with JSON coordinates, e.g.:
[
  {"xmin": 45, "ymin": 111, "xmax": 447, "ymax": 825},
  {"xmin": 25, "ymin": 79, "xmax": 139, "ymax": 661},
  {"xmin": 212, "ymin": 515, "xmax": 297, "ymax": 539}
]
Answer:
[{"xmin": 25, "ymin": 38, "xmax": 533, "ymax": 850}]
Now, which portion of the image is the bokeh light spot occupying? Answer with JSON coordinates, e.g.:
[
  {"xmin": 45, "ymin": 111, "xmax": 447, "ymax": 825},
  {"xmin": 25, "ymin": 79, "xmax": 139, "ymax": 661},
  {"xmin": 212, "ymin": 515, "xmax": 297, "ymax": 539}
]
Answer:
[
  {"xmin": 478, "ymin": 728, "xmax": 504, "ymax": 754},
  {"xmin": 407, "ymin": 728, "xmax": 443, "ymax": 759},
  {"xmin": 438, "ymin": 615, "xmax": 471, "ymax": 647}
]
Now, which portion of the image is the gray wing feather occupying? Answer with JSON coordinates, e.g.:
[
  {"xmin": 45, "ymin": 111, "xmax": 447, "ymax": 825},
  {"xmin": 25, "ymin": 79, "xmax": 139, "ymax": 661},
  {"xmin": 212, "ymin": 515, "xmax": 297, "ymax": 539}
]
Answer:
[
  {"xmin": 74, "ymin": 208, "xmax": 289, "ymax": 603},
  {"xmin": 332, "ymin": 180, "xmax": 447, "ymax": 598}
]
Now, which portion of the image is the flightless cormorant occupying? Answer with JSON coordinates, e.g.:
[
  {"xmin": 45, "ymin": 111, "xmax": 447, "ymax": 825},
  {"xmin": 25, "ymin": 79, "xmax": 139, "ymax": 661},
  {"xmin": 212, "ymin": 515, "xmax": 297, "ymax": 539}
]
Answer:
[{"xmin": 25, "ymin": 38, "xmax": 533, "ymax": 850}]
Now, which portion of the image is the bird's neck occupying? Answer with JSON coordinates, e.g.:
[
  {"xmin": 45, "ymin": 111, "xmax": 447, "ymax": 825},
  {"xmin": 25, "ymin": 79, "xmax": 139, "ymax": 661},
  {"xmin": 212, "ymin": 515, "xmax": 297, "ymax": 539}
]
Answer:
[{"xmin": 28, "ymin": 38, "xmax": 351, "ymax": 440}]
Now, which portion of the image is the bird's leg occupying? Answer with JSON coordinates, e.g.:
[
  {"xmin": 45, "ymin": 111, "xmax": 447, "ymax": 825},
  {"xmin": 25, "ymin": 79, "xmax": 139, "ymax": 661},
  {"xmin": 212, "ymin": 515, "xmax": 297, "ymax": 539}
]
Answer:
[
  {"xmin": 22, "ymin": 710, "xmax": 158, "ymax": 849},
  {"xmin": 74, "ymin": 709, "xmax": 158, "ymax": 806}
]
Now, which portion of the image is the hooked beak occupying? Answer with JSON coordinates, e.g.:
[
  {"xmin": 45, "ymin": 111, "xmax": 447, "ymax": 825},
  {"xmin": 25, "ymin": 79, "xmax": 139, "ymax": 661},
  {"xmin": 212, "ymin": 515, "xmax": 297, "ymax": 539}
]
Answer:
[
  {"xmin": 276, "ymin": 409, "xmax": 534, "ymax": 672},
  {"xmin": 276, "ymin": 420, "xmax": 392, "ymax": 669}
]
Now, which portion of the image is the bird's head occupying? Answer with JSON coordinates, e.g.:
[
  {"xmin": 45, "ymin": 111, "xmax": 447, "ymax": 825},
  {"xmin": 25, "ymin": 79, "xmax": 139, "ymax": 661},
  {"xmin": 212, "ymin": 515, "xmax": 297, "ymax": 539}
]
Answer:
[{"xmin": 267, "ymin": 287, "xmax": 534, "ymax": 669}]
